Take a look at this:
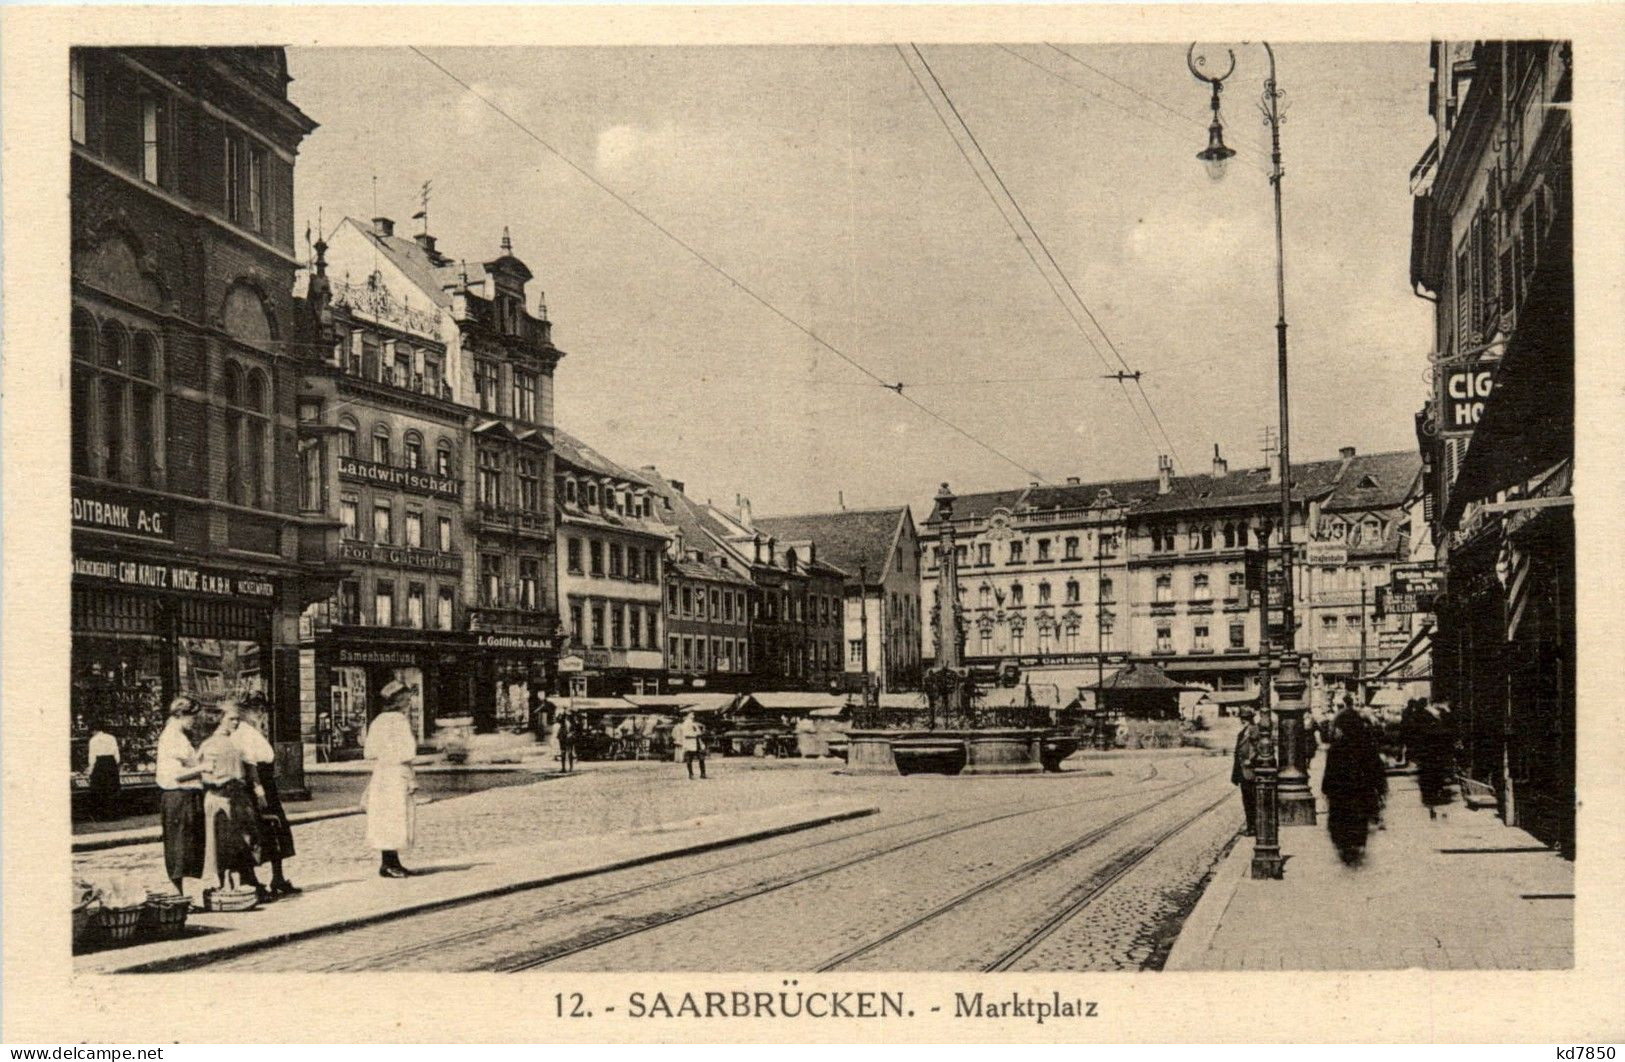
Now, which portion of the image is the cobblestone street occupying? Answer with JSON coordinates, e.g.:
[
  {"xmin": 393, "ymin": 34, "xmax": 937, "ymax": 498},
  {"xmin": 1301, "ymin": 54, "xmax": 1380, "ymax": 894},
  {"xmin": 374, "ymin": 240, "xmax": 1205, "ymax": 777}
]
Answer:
[{"xmin": 187, "ymin": 752, "xmax": 1239, "ymax": 972}]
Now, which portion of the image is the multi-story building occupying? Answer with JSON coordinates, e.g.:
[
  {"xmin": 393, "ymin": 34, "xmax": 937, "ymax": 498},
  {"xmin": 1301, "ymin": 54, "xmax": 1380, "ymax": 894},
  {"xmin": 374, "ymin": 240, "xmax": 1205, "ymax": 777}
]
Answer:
[
  {"xmin": 553, "ymin": 432, "xmax": 667, "ymax": 696},
  {"xmin": 293, "ymin": 239, "xmax": 471, "ymax": 755},
  {"xmin": 702, "ymin": 503, "xmax": 846, "ymax": 691},
  {"xmin": 1408, "ymin": 40, "xmax": 1572, "ymax": 852},
  {"xmin": 307, "ymin": 215, "xmax": 563, "ymax": 741},
  {"xmin": 923, "ymin": 447, "xmax": 1423, "ymax": 706},
  {"xmin": 643, "ymin": 470, "xmax": 756, "ymax": 693},
  {"xmin": 753, "ymin": 508, "xmax": 923, "ymax": 693},
  {"xmin": 920, "ymin": 476, "xmax": 1143, "ymax": 687},
  {"xmin": 70, "ymin": 47, "xmax": 324, "ymax": 793}
]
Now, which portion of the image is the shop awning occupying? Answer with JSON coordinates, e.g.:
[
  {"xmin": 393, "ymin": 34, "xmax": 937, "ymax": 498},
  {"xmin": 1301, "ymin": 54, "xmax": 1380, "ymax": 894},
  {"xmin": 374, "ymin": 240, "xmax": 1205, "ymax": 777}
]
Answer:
[
  {"xmin": 1368, "ymin": 625, "xmax": 1434, "ymax": 683},
  {"xmin": 545, "ymin": 696, "xmax": 638, "ymax": 712},
  {"xmin": 737, "ymin": 691, "xmax": 853, "ymax": 714},
  {"xmin": 623, "ymin": 693, "xmax": 736, "ymax": 713},
  {"xmin": 1442, "ymin": 227, "xmax": 1573, "ymax": 531}
]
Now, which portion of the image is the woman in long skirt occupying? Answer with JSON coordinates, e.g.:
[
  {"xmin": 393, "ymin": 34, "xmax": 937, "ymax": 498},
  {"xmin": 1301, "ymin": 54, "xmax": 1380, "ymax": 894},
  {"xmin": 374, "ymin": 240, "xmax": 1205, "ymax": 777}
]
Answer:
[
  {"xmin": 233, "ymin": 695, "xmax": 299, "ymax": 899},
  {"xmin": 85, "ymin": 726, "xmax": 122, "ymax": 819},
  {"xmin": 1322, "ymin": 706, "xmax": 1388, "ymax": 866},
  {"xmin": 198, "ymin": 703, "xmax": 264, "ymax": 894},
  {"xmin": 1412, "ymin": 701, "xmax": 1457, "ymax": 816}
]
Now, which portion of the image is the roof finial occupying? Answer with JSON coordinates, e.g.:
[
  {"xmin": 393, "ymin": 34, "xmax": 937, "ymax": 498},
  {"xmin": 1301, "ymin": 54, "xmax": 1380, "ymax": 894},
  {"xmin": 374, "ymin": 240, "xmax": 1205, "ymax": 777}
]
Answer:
[{"xmin": 501, "ymin": 226, "xmax": 513, "ymax": 255}]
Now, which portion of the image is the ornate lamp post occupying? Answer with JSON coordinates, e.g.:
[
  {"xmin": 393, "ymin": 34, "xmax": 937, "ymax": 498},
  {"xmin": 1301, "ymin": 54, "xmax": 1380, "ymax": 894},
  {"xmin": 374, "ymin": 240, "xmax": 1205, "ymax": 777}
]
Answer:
[
  {"xmin": 928, "ymin": 483, "xmax": 966, "ymax": 730},
  {"xmin": 1188, "ymin": 42, "xmax": 1315, "ymax": 828}
]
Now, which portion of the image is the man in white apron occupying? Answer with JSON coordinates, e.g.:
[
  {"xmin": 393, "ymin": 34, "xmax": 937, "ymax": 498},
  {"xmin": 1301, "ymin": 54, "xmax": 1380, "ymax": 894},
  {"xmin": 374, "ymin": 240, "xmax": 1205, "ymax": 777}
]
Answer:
[{"xmin": 364, "ymin": 681, "xmax": 419, "ymax": 878}]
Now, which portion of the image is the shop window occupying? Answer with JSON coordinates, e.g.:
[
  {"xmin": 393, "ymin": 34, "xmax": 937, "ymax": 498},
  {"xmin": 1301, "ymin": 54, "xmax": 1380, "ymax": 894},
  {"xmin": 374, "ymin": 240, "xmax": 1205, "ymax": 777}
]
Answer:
[
  {"xmin": 567, "ymin": 538, "xmax": 584, "ymax": 575},
  {"xmin": 437, "ymin": 587, "xmax": 454, "ymax": 630},
  {"xmin": 403, "ymin": 433, "xmax": 423, "ymax": 471},
  {"xmin": 373, "ymin": 501, "xmax": 392, "ymax": 544},
  {"xmin": 407, "ymin": 584, "xmax": 426, "ymax": 629},
  {"xmin": 405, "ymin": 510, "xmax": 423, "ymax": 549},
  {"xmin": 438, "ymin": 515, "xmax": 453, "ymax": 553},
  {"xmin": 375, "ymin": 581, "xmax": 395, "ymax": 627},
  {"xmin": 371, "ymin": 425, "xmax": 391, "ymax": 466}
]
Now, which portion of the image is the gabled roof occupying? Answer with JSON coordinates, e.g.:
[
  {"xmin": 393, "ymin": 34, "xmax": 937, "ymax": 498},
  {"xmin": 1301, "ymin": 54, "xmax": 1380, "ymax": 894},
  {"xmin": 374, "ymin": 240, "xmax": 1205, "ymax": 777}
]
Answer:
[
  {"xmin": 1085, "ymin": 663, "xmax": 1194, "ymax": 691},
  {"xmin": 550, "ymin": 427, "xmax": 650, "ymax": 487},
  {"xmin": 1322, "ymin": 451, "xmax": 1422, "ymax": 511},
  {"xmin": 641, "ymin": 468, "xmax": 759, "ymax": 581},
  {"xmin": 752, "ymin": 508, "xmax": 911, "ymax": 585},
  {"xmin": 343, "ymin": 217, "xmax": 486, "ymax": 311},
  {"xmin": 925, "ymin": 487, "xmax": 1028, "ymax": 525}
]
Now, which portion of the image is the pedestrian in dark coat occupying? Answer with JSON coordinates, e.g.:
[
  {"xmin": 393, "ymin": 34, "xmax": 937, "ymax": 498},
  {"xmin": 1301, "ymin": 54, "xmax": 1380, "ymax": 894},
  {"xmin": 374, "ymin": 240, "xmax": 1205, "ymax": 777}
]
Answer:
[
  {"xmin": 1412, "ymin": 700, "xmax": 1456, "ymax": 816},
  {"xmin": 1322, "ymin": 706, "xmax": 1388, "ymax": 866},
  {"xmin": 1231, "ymin": 707, "xmax": 1259, "ymax": 837}
]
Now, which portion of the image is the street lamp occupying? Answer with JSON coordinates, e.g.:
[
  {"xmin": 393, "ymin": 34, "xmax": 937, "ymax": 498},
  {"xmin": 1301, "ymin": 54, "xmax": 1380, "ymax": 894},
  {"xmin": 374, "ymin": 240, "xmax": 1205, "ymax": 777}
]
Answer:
[{"xmin": 1187, "ymin": 42, "xmax": 1316, "ymax": 839}]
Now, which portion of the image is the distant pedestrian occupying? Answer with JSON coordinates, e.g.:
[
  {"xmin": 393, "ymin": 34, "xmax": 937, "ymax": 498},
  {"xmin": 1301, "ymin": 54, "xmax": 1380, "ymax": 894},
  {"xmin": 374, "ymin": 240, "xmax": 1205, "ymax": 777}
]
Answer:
[
  {"xmin": 556, "ymin": 709, "xmax": 577, "ymax": 773},
  {"xmin": 675, "ymin": 709, "xmax": 707, "ymax": 780},
  {"xmin": 1412, "ymin": 699, "xmax": 1457, "ymax": 818},
  {"xmin": 364, "ymin": 681, "xmax": 420, "ymax": 879},
  {"xmin": 86, "ymin": 724, "xmax": 122, "ymax": 820},
  {"xmin": 1322, "ymin": 705, "xmax": 1388, "ymax": 866},
  {"xmin": 1231, "ymin": 706, "xmax": 1259, "ymax": 837}
]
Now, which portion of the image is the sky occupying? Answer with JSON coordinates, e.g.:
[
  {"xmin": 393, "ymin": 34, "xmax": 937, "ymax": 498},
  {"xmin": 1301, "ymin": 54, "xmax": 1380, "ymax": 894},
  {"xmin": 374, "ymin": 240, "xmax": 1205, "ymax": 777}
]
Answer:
[{"xmin": 287, "ymin": 44, "xmax": 1437, "ymax": 520}]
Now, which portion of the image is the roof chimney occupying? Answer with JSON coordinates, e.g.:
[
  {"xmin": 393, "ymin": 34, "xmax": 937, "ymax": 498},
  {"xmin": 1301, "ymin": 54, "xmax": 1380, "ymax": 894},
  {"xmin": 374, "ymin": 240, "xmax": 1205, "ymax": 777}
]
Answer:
[
  {"xmin": 1212, "ymin": 444, "xmax": 1228, "ymax": 479},
  {"xmin": 1268, "ymin": 449, "xmax": 1282, "ymax": 485},
  {"xmin": 669, "ymin": 479, "xmax": 685, "ymax": 495},
  {"xmin": 1157, "ymin": 455, "xmax": 1173, "ymax": 495},
  {"xmin": 414, "ymin": 232, "xmax": 438, "ymax": 256},
  {"xmin": 738, "ymin": 496, "xmax": 754, "ymax": 528},
  {"xmin": 372, "ymin": 216, "xmax": 394, "ymax": 238},
  {"xmin": 1340, "ymin": 446, "xmax": 1357, "ymax": 461},
  {"xmin": 1066, "ymin": 476, "xmax": 1082, "ymax": 485}
]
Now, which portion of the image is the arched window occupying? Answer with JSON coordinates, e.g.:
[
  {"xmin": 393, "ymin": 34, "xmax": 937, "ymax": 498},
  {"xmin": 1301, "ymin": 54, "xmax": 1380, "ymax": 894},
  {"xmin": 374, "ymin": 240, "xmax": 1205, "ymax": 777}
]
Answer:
[
  {"xmin": 337, "ymin": 417, "xmax": 359, "ymax": 459},
  {"xmin": 436, "ymin": 439, "xmax": 454, "ymax": 477},
  {"xmin": 1010, "ymin": 582, "xmax": 1024, "ymax": 606},
  {"xmin": 99, "ymin": 321, "xmax": 130, "ymax": 480},
  {"xmin": 1038, "ymin": 581, "xmax": 1051, "ymax": 605},
  {"xmin": 1222, "ymin": 522, "xmax": 1236, "ymax": 549},
  {"xmin": 371, "ymin": 423, "xmax": 392, "ymax": 465},
  {"xmin": 403, "ymin": 431, "xmax": 424, "ymax": 471},
  {"xmin": 1200, "ymin": 525, "xmax": 1214, "ymax": 550}
]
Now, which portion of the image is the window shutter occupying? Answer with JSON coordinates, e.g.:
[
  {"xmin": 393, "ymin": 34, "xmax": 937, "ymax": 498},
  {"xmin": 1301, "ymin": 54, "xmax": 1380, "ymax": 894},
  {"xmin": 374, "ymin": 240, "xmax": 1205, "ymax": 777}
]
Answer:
[{"xmin": 1454, "ymin": 244, "xmax": 1473, "ymax": 349}]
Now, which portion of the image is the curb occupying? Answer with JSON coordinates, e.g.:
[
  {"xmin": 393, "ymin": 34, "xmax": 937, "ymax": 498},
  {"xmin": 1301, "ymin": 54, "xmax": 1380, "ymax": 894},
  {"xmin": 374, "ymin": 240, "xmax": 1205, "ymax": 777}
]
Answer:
[
  {"xmin": 1162, "ymin": 823, "xmax": 1250, "ymax": 971},
  {"xmin": 74, "ymin": 805, "xmax": 368, "ymax": 853},
  {"xmin": 85, "ymin": 802, "xmax": 878, "ymax": 973}
]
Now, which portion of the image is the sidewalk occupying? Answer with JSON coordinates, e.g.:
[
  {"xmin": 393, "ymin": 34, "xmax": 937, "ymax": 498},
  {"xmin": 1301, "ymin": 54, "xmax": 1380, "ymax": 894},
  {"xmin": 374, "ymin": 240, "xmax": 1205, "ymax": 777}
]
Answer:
[
  {"xmin": 76, "ymin": 798, "xmax": 877, "ymax": 974},
  {"xmin": 1165, "ymin": 769, "xmax": 1573, "ymax": 971}
]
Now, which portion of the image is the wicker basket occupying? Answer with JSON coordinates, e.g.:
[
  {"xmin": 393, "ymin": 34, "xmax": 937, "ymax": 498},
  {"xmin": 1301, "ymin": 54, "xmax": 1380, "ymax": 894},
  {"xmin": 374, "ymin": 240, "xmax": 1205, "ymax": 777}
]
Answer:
[
  {"xmin": 95, "ymin": 904, "xmax": 146, "ymax": 942},
  {"xmin": 202, "ymin": 887, "xmax": 259, "ymax": 913},
  {"xmin": 141, "ymin": 894, "xmax": 192, "ymax": 938}
]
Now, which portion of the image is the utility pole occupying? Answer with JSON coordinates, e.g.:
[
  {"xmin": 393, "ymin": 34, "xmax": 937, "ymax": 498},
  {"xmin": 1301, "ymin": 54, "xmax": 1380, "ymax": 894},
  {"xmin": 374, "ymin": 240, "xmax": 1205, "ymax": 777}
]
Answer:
[
  {"xmin": 1358, "ymin": 571, "xmax": 1369, "ymax": 699},
  {"xmin": 859, "ymin": 563, "xmax": 873, "ymax": 712},
  {"xmin": 1095, "ymin": 514, "xmax": 1107, "ymax": 749}
]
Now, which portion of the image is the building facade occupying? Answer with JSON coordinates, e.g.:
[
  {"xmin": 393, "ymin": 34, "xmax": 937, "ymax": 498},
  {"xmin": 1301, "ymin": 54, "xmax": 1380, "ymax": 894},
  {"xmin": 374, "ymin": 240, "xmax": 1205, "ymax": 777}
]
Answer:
[
  {"xmin": 70, "ymin": 47, "xmax": 323, "ymax": 792},
  {"xmin": 553, "ymin": 432, "xmax": 667, "ymax": 696},
  {"xmin": 301, "ymin": 215, "xmax": 564, "ymax": 745},
  {"xmin": 753, "ymin": 508, "xmax": 923, "ymax": 693},
  {"xmin": 1409, "ymin": 40, "xmax": 1573, "ymax": 853}
]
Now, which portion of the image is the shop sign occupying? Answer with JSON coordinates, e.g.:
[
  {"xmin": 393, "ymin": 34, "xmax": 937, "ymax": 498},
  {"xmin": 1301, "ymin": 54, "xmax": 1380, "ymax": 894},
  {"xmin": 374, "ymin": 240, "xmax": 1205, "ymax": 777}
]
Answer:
[
  {"xmin": 72, "ymin": 487, "xmax": 174, "ymax": 541},
  {"xmin": 72, "ymin": 551, "xmax": 278, "ymax": 602},
  {"xmin": 1442, "ymin": 361, "xmax": 1497, "ymax": 437},
  {"xmin": 1376, "ymin": 587, "xmax": 1437, "ymax": 618},
  {"xmin": 1391, "ymin": 568, "xmax": 1443, "ymax": 595},
  {"xmin": 338, "ymin": 542, "xmax": 463, "ymax": 572},
  {"xmin": 338, "ymin": 455, "xmax": 462, "ymax": 500},
  {"xmin": 474, "ymin": 632, "xmax": 555, "ymax": 652},
  {"xmin": 558, "ymin": 654, "xmax": 586, "ymax": 673},
  {"xmin": 1305, "ymin": 542, "xmax": 1348, "ymax": 566},
  {"xmin": 337, "ymin": 648, "xmax": 421, "ymax": 666}
]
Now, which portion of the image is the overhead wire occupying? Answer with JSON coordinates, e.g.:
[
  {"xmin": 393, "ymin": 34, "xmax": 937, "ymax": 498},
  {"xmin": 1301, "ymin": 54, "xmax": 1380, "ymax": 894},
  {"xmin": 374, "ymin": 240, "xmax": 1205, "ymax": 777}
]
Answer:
[
  {"xmin": 406, "ymin": 45, "xmax": 1048, "ymax": 484},
  {"xmin": 906, "ymin": 44, "xmax": 1188, "ymax": 475}
]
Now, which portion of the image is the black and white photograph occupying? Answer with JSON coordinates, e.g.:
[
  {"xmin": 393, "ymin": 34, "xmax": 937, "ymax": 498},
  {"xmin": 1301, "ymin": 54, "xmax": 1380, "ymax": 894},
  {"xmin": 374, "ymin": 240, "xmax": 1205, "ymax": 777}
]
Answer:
[{"xmin": 3, "ymin": 4, "xmax": 1618, "ymax": 1045}]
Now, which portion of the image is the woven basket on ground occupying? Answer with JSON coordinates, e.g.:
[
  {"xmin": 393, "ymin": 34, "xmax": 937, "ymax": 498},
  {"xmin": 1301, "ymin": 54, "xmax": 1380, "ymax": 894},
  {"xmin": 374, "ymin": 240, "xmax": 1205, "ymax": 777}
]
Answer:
[
  {"xmin": 203, "ymin": 887, "xmax": 259, "ymax": 913},
  {"xmin": 95, "ymin": 904, "xmax": 146, "ymax": 942},
  {"xmin": 141, "ymin": 893, "xmax": 192, "ymax": 937}
]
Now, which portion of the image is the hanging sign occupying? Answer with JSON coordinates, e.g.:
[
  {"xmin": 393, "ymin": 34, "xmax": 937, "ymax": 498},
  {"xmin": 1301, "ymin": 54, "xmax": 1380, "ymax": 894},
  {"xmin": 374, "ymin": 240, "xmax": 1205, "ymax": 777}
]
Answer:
[
  {"xmin": 1442, "ymin": 362, "xmax": 1498, "ymax": 437},
  {"xmin": 1305, "ymin": 542, "xmax": 1348, "ymax": 566}
]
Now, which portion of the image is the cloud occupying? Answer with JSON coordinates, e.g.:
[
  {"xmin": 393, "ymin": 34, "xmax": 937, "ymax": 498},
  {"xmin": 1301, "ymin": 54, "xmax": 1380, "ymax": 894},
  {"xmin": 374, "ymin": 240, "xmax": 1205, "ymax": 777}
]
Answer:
[{"xmin": 594, "ymin": 121, "xmax": 685, "ymax": 177}]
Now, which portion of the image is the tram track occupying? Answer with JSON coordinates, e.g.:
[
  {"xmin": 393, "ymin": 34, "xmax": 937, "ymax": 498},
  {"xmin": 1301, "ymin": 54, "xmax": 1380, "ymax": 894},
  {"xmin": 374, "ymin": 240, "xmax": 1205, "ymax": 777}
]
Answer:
[
  {"xmin": 811, "ymin": 774, "xmax": 1228, "ymax": 971},
  {"xmin": 485, "ymin": 762, "xmax": 1202, "ymax": 972},
  {"xmin": 490, "ymin": 763, "xmax": 1213, "ymax": 973}
]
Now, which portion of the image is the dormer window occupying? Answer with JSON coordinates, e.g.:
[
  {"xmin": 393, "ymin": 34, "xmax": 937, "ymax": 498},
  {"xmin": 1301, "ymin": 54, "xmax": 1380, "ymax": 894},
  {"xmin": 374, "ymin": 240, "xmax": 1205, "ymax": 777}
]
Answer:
[
  {"xmin": 563, "ymin": 478, "xmax": 577, "ymax": 506},
  {"xmin": 586, "ymin": 482, "xmax": 599, "ymax": 509}
]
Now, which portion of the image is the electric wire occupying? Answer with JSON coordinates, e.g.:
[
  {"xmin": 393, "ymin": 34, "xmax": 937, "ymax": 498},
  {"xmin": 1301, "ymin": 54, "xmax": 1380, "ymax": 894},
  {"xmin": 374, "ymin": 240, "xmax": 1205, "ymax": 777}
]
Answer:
[
  {"xmin": 906, "ymin": 44, "xmax": 1188, "ymax": 475},
  {"xmin": 407, "ymin": 45, "xmax": 1049, "ymax": 483}
]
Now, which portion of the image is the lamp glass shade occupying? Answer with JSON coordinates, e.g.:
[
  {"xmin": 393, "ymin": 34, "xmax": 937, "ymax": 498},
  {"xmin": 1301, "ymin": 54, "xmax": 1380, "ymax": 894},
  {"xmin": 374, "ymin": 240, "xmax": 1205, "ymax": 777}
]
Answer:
[{"xmin": 1197, "ymin": 119, "xmax": 1237, "ymax": 182}]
